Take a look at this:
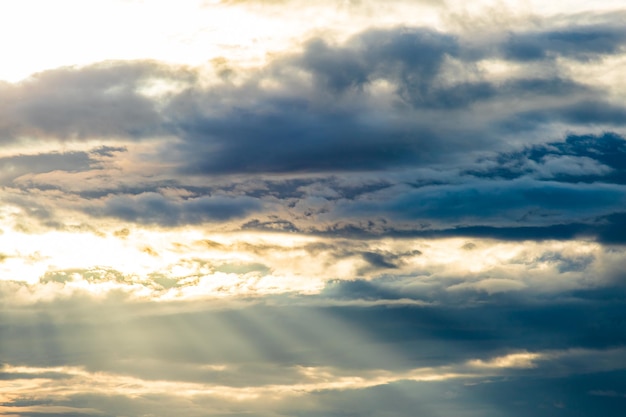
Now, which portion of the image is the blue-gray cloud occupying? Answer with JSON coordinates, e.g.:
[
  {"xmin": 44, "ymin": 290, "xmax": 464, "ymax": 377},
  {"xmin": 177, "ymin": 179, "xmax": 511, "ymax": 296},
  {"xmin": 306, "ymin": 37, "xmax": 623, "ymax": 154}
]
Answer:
[
  {"xmin": 162, "ymin": 24, "xmax": 625, "ymax": 175},
  {"xmin": 0, "ymin": 61, "xmax": 189, "ymax": 141},
  {"xmin": 501, "ymin": 25, "xmax": 626, "ymax": 61},
  {"xmin": 92, "ymin": 192, "xmax": 262, "ymax": 225},
  {"xmin": 0, "ymin": 22, "xmax": 624, "ymax": 179},
  {"xmin": 0, "ymin": 151, "xmax": 92, "ymax": 186}
]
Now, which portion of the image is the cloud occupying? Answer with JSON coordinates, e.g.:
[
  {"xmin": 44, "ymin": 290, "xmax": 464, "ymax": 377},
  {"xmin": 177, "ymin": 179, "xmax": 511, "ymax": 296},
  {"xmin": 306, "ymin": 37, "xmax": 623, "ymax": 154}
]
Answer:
[
  {"xmin": 2, "ymin": 3, "xmax": 626, "ymax": 417},
  {"xmin": 501, "ymin": 25, "xmax": 626, "ymax": 61},
  {"xmin": 161, "ymin": 24, "xmax": 625, "ymax": 175},
  {"xmin": 1, "ymin": 232, "xmax": 625, "ymax": 415},
  {"xmin": 0, "ymin": 23, "xmax": 616, "ymax": 176},
  {"xmin": 0, "ymin": 151, "xmax": 97, "ymax": 185},
  {"xmin": 0, "ymin": 21, "xmax": 623, "ymax": 182},
  {"xmin": 447, "ymin": 278, "xmax": 527, "ymax": 294},
  {"xmin": 1, "ymin": 281, "xmax": 625, "ymax": 415},
  {"xmin": 334, "ymin": 178, "xmax": 626, "ymax": 228},
  {"xmin": 0, "ymin": 60, "xmax": 190, "ymax": 142},
  {"xmin": 90, "ymin": 192, "xmax": 262, "ymax": 225},
  {"xmin": 3, "ymin": 133, "xmax": 626, "ymax": 245}
]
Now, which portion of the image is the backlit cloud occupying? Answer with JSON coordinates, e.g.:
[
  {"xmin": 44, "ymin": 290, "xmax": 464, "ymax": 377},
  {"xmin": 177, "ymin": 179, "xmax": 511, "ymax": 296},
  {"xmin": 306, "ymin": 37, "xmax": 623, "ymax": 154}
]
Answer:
[{"xmin": 1, "ymin": 1, "xmax": 625, "ymax": 416}]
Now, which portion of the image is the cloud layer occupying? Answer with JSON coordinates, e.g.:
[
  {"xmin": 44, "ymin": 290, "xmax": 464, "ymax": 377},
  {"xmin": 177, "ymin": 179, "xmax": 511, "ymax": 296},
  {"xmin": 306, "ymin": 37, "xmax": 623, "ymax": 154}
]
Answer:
[{"xmin": 1, "ymin": 1, "xmax": 626, "ymax": 416}]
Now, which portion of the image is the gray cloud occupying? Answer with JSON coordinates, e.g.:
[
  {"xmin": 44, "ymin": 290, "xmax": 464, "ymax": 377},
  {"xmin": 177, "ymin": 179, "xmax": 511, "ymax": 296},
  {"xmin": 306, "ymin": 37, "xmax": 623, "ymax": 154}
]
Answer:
[
  {"xmin": 92, "ymin": 192, "xmax": 262, "ymax": 225},
  {"xmin": 340, "ymin": 179, "xmax": 626, "ymax": 226},
  {"xmin": 3, "ymin": 6, "xmax": 626, "ymax": 417},
  {"xmin": 0, "ymin": 60, "xmax": 191, "ymax": 142},
  {"xmin": 1, "ymin": 275, "xmax": 625, "ymax": 415},
  {"xmin": 501, "ymin": 25, "xmax": 626, "ymax": 61},
  {"xmin": 0, "ymin": 151, "xmax": 95, "ymax": 185},
  {"xmin": 0, "ymin": 22, "xmax": 623, "ymax": 179},
  {"xmin": 3, "ymin": 131, "xmax": 626, "ymax": 243},
  {"xmin": 162, "ymin": 25, "xmax": 624, "ymax": 175}
]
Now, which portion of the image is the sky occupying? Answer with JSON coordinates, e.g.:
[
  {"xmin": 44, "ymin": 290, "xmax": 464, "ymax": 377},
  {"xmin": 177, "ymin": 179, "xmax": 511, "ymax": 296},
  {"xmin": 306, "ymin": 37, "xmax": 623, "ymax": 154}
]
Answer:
[{"xmin": 1, "ymin": 0, "xmax": 626, "ymax": 416}]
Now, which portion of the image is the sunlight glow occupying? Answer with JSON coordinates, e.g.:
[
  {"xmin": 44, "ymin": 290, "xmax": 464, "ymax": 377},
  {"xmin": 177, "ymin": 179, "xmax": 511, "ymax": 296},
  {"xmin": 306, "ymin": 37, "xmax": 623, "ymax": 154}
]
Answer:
[
  {"xmin": 468, "ymin": 352, "xmax": 542, "ymax": 369},
  {"xmin": 0, "ymin": 0, "xmax": 454, "ymax": 83},
  {"xmin": 0, "ymin": 211, "xmax": 612, "ymax": 303}
]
